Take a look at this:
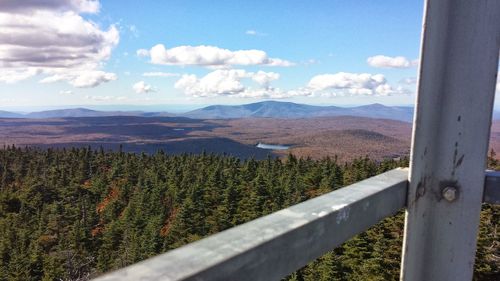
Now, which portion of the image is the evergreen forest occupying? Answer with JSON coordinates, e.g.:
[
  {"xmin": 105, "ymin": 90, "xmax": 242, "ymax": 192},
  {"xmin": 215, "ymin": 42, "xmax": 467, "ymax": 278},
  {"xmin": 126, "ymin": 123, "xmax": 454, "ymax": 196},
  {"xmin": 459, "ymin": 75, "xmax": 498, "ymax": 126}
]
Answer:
[{"xmin": 0, "ymin": 146, "xmax": 498, "ymax": 280}]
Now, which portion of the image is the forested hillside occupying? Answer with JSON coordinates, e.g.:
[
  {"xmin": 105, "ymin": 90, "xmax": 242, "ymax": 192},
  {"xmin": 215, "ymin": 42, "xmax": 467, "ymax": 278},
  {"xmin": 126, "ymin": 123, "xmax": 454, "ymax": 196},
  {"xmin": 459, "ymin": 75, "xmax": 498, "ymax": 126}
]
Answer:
[{"xmin": 0, "ymin": 147, "xmax": 498, "ymax": 280}]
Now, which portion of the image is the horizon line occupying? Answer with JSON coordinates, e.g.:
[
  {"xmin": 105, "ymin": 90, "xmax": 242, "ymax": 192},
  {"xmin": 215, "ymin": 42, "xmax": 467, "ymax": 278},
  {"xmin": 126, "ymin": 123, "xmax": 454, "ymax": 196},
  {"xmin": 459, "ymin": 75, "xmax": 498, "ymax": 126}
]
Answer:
[{"xmin": 0, "ymin": 101, "xmax": 417, "ymax": 114}]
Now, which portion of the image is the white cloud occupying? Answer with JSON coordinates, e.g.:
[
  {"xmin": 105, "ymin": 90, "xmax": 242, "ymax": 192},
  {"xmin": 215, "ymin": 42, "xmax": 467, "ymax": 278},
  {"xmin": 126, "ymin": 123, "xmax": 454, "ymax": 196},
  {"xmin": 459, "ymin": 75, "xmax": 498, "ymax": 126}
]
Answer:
[
  {"xmin": 142, "ymin": 72, "xmax": 180, "ymax": 77},
  {"xmin": 40, "ymin": 71, "xmax": 117, "ymax": 88},
  {"xmin": 137, "ymin": 49, "xmax": 150, "ymax": 57},
  {"xmin": 59, "ymin": 90, "xmax": 73, "ymax": 95},
  {"xmin": 175, "ymin": 70, "xmax": 408, "ymax": 98},
  {"xmin": 174, "ymin": 69, "xmax": 283, "ymax": 98},
  {"xmin": 175, "ymin": 70, "xmax": 247, "ymax": 97},
  {"xmin": 0, "ymin": 0, "xmax": 119, "ymax": 88},
  {"xmin": 0, "ymin": 68, "xmax": 41, "ymax": 83},
  {"xmin": 401, "ymin": 77, "xmax": 417, "ymax": 85},
  {"xmin": 265, "ymin": 58, "xmax": 294, "ymax": 67},
  {"xmin": 129, "ymin": 25, "xmax": 139, "ymax": 38},
  {"xmin": 72, "ymin": 72, "xmax": 117, "ymax": 88},
  {"xmin": 245, "ymin": 30, "xmax": 267, "ymax": 36},
  {"xmin": 308, "ymin": 72, "xmax": 409, "ymax": 96},
  {"xmin": 367, "ymin": 55, "xmax": 418, "ymax": 69},
  {"xmin": 0, "ymin": 0, "xmax": 100, "ymax": 14},
  {"xmin": 139, "ymin": 44, "xmax": 293, "ymax": 67},
  {"xmin": 308, "ymin": 72, "xmax": 386, "ymax": 91},
  {"xmin": 84, "ymin": 95, "xmax": 128, "ymax": 101},
  {"xmin": 302, "ymin": 72, "xmax": 409, "ymax": 97},
  {"xmin": 133, "ymin": 81, "xmax": 155, "ymax": 94},
  {"xmin": 0, "ymin": 97, "xmax": 18, "ymax": 104},
  {"xmin": 251, "ymin": 71, "xmax": 280, "ymax": 88}
]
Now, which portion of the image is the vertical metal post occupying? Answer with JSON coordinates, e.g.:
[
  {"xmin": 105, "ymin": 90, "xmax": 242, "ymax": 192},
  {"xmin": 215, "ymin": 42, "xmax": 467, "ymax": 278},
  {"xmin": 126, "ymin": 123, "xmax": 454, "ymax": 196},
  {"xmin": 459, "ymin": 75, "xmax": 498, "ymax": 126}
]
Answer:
[{"xmin": 400, "ymin": 1, "xmax": 500, "ymax": 280}]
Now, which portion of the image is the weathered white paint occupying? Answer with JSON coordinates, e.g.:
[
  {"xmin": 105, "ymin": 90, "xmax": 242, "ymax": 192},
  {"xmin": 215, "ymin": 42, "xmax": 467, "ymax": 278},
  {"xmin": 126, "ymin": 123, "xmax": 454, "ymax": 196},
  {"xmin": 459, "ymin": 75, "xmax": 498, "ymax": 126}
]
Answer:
[{"xmin": 401, "ymin": 1, "xmax": 500, "ymax": 280}]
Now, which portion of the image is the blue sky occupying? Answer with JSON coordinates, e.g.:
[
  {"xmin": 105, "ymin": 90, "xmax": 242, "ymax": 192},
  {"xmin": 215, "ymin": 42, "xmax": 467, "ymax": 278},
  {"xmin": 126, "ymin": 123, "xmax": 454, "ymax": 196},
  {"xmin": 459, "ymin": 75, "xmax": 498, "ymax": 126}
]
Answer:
[{"xmin": 1, "ymin": 0, "xmax": 482, "ymax": 112}]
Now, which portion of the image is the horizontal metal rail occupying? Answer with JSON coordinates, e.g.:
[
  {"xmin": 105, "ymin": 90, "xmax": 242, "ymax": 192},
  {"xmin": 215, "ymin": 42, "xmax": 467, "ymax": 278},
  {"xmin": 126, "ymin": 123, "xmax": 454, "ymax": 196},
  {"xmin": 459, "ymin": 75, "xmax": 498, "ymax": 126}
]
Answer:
[
  {"xmin": 94, "ymin": 168, "xmax": 500, "ymax": 281},
  {"xmin": 484, "ymin": 171, "xmax": 500, "ymax": 204},
  {"xmin": 95, "ymin": 168, "xmax": 409, "ymax": 281}
]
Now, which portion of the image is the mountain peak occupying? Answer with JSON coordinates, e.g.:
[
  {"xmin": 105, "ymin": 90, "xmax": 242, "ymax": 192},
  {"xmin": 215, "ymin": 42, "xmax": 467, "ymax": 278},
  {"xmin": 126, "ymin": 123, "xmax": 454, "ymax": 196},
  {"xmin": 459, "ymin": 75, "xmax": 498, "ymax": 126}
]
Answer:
[
  {"xmin": 359, "ymin": 103, "xmax": 388, "ymax": 108},
  {"xmin": 183, "ymin": 101, "xmax": 414, "ymax": 121}
]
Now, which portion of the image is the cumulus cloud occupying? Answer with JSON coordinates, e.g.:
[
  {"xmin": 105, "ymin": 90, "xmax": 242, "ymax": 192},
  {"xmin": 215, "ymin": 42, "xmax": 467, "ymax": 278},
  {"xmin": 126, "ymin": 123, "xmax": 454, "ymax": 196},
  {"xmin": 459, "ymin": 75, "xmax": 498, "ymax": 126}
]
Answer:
[
  {"xmin": 138, "ymin": 44, "xmax": 293, "ymax": 67},
  {"xmin": 40, "ymin": 71, "xmax": 117, "ymax": 88},
  {"xmin": 0, "ymin": 0, "xmax": 119, "ymax": 88},
  {"xmin": 0, "ymin": 0, "xmax": 100, "ymax": 14},
  {"xmin": 142, "ymin": 72, "xmax": 180, "ymax": 77},
  {"xmin": 136, "ymin": 49, "xmax": 150, "ymax": 57},
  {"xmin": 0, "ymin": 68, "xmax": 41, "ymax": 83},
  {"xmin": 175, "ymin": 70, "xmax": 407, "ymax": 98},
  {"xmin": 307, "ymin": 72, "xmax": 406, "ymax": 96},
  {"xmin": 304, "ymin": 59, "xmax": 320, "ymax": 65},
  {"xmin": 251, "ymin": 71, "xmax": 280, "ymax": 88},
  {"xmin": 308, "ymin": 72, "xmax": 384, "ymax": 91},
  {"xmin": 367, "ymin": 55, "xmax": 418, "ymax": 69},
  {"xmin": 133, "ymin": 81, "xmax": 155, "ymax": 94},
  {"xmin": 174, "ymin": 69, "xmax": 283, "ymax": 98},
  {"xmin": 175, "ymin": 70, "xmax": 247, "ymax": 97}
]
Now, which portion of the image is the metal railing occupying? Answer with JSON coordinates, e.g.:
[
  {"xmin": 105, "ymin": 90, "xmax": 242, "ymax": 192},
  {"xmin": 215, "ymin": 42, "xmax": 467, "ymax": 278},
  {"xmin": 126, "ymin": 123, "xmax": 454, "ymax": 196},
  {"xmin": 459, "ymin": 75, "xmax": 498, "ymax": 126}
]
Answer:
[
  {"xmin": 94, "ymin": 169, "xmax": 499, "ymax": 281},
  {"xmin": 484, "ymin": 171, "xmax": 500, "ymax": 204},
  {"xmin": 95, "ymin": 1, "xmax": 500, "ymax": 280}
]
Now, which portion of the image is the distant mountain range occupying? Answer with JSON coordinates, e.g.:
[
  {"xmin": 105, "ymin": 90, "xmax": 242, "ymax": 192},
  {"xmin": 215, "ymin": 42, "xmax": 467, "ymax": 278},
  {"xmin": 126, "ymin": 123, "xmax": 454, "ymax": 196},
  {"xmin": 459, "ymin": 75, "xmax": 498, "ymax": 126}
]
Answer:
[
  {"xmin": 1, "ymin": 101, "xmax": 499, "ymax": 122},
  {"xmin": 0, "ymin": 108, "xmax": 173, "ymax": 119},
  {"xmin": 182, "ymin": 101, "xmax": 415, "ymax": 121},
  {"xmin": 0, "ymin": 110, "xmax": 23, "ymax": 118}
]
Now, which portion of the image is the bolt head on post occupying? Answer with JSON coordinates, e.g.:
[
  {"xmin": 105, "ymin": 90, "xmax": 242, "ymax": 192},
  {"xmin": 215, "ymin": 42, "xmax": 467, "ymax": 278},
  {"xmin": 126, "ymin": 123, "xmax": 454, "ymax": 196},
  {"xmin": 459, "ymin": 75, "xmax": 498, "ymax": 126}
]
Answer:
[{"xmin": 442, "ymin": 186, "xmax": 458, "ymax": 202}]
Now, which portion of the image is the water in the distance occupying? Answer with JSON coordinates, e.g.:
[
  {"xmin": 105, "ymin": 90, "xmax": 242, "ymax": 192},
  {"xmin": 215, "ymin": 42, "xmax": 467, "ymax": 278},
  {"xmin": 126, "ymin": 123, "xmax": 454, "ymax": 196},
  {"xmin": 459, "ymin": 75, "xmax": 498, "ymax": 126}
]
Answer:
[{"xmin": 256, "ymin": 142, "xmax": 290, "ymax": 150}]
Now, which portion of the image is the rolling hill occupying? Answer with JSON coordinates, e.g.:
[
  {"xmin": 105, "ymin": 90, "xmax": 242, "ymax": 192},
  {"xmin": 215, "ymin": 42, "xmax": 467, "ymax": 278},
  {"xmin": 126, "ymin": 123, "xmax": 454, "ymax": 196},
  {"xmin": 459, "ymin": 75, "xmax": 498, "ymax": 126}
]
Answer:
[
  {"xmin": 0, "ymin": 101, "xmax": 416, "ymax": 122},
  {"xmin": 24, "ymin": 108, "xmax": 133, "ymax": 118},
  {"xmin": 182, "ymin": 101, "xmax": 417, "ymax": 121},
  {"xmin": 0, "ymin": 108, "xmax": 177, "ymax": 119},
  {"xmin": 0, "ymin": 110, "xmax": 23, "ymax": 118},
  {"xmin": 2, "ymin": 113, "xmax": 500, "ymax": 161},
  {"xmin": 2, "ymin": 100, "xmax": 500, "ymax": 123},
  {"xmin": 0, "ymin": 115, "xmax": 412, "ymax": 161}
]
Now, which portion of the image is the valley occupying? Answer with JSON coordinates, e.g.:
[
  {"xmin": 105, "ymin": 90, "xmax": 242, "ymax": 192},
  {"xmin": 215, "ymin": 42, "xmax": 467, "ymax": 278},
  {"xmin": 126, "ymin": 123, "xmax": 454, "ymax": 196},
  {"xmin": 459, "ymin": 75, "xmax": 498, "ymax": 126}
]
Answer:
[
  {"xmin": 2, "ymin": 101, "xmax": 500, "ymax": 162},
  {"xmin": 0, "ymin": 115, "xmax": 409, "ymax": 162}
]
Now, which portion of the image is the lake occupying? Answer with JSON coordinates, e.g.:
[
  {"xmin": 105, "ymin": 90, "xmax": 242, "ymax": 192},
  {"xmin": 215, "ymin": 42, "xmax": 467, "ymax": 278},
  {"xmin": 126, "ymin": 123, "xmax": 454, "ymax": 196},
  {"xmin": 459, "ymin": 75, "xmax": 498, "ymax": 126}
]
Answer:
[{"xmin": 256, "ymin": 142, "xmax": 290, "ymax": 150}]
